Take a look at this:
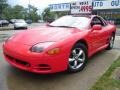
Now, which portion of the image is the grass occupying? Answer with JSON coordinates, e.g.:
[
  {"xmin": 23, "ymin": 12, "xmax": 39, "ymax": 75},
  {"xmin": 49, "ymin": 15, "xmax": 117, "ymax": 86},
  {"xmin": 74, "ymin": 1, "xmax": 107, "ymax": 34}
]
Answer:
[{"xmin": 91, "ymin": 57, "xmax": 120, "ymax": 90}]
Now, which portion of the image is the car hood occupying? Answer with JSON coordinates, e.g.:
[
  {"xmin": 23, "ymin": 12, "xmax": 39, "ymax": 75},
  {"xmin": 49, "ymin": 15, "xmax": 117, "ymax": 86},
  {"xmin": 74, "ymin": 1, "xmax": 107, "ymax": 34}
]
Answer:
[
  {"xmin": 15, "ymin": 22, "xmax": 27, "ymax": 25},
  {"xmin": 11, "ymin": 26, "xmax": 82, "ymax": 45}
]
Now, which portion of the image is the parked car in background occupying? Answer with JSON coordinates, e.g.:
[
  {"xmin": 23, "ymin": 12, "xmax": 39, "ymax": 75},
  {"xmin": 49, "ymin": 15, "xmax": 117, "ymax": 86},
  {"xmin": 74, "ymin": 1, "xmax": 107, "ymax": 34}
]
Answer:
[
  {"xmin": 0, "ymin": 20, "xmax": 9, "ymax": 27},
  {"xmin": 14, "ymin": 19, "xmax": 27, "ymax": 29},
  {"xmin": 26, "ymin": 19, "xmax": 32, "ymax": 24},
  {"xmin": 38, "ymin": 20, "xmax": 44, "ymax": 23},
  {"xmin": 10, "ymin": 19, "xmax": 17, "ymax": 24}
]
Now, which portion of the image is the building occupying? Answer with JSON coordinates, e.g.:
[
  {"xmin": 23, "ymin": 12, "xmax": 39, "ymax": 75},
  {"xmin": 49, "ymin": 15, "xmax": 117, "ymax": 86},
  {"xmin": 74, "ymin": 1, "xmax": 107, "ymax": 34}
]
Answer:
[
  {"xmin": 49, "ymin": 0, "xmax": 120, "ymax": 25},
  {"xmin": 93, "ymin": 0, "xmax": 120, "ymax": 25}
]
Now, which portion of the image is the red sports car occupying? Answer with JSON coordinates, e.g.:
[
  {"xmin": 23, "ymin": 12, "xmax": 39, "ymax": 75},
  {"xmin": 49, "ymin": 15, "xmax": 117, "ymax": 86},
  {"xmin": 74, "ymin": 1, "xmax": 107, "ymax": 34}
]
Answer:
[{"xmin": 3, "ymin": 15, "xmax": 116, "ymax": 74}]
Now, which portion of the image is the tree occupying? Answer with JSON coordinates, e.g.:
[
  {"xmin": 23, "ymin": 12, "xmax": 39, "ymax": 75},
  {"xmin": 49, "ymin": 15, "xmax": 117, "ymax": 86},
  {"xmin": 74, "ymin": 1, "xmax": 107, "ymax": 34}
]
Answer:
[
  {"xmin": 3, "ymin": 5, "xmax": 26, "ymax": 20},
  {"xmin": 1, "ymin": 2, "xmax": 40, "ymax": 22},
  {"xmin": 28, "ymin": 5, "xmax": 39, "ymax": 22},
  {"xmin": 0, "ymin": 0, "xmax": 8, "ymax": 18},
  {"xmin": 2, "ymin": 5, "xmax": 13, "ymax": 19},
  {"xmin": 22, "ymin": 8, "xmax": 29, "ymax": 20},
  {"xmin": 42, "ymin": 8, "xmax": 56, "ymax": 22},
  {"xmin": 12, "ymin": 5, "xmax": 25, "ymax": 19}
]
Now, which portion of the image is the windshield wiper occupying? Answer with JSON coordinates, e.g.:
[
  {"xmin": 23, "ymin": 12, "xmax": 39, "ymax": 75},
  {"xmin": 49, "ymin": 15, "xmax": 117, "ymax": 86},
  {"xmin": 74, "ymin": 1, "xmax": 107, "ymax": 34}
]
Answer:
[
  {"xmin": 52, "ymin": 25, "xmax": 75, "ymax": 28},
  {"xmin": 48, "ymin": 24, "xmax": 75, "ymax": 28}
]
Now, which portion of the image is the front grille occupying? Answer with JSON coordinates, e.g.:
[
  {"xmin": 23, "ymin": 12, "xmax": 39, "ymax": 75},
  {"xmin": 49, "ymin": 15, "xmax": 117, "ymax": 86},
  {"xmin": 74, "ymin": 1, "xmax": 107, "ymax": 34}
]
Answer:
[{"xmin": 5, "ymin": 54, "xmax": 30, "ymax": 67}]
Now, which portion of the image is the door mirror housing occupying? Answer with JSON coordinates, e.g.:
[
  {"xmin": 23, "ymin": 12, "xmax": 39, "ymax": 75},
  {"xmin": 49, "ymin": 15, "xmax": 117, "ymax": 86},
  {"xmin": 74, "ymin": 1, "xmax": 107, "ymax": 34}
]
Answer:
[{"xmin": 92, "ymin": 25, "xmax": 102, "ymax": 31}]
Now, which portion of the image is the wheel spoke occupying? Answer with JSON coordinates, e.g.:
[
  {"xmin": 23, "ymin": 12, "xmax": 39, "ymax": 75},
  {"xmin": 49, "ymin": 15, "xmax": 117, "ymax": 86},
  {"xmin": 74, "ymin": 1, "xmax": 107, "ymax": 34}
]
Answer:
[
  {"xmin": 72, "ymin": 50, "xmax": 77, "ymax": 56},
  {"xmin": 69, "ymin": 58, "xmax": 75, "ymax": 62},
  {"xmin": 77, "ymin": 50, "xmax": 83, "ymax": 57},
  {"xmin": 78, "ymin": 58, "xmax": 84, "ymax": 63},
  {"xmin": 74, "ymin": 60, "xmax": 78, "ymax": 67}
]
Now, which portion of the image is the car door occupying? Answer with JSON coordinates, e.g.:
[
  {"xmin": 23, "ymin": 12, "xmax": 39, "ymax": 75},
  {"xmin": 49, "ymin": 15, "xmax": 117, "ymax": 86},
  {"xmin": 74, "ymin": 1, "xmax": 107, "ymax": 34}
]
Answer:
[
  {"xmin": 89, "ymin": 16, "xmax": 108, "ymax": 51},
  {"xmin": 98, "ymin": 17, "xmax": 111, "ymax": 46}
]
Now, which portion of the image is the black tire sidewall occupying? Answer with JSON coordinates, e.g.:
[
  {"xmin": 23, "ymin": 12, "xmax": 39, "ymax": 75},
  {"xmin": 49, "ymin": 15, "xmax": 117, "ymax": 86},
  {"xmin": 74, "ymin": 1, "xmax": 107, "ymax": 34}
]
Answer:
[{"xmin": 106, "ymin": 34, "xmax": 115, "ymax": 50}]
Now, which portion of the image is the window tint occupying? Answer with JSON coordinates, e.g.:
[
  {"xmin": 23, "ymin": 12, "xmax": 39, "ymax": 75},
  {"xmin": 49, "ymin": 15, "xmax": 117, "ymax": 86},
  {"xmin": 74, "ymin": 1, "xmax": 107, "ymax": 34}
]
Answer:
[
  {"xmin": 100, "ymin": 17, "xmax": 108, "ymax": 26},
  {"xmin": 91, "ymin": 17, "xmax": 105, "ymax": 27}
]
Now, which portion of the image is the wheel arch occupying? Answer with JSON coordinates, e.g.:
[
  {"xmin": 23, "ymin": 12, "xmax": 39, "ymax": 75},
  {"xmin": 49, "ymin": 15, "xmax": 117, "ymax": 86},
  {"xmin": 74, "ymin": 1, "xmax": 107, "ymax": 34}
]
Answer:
[{"xmin": 74, "ymin": 39, "xmax": 88, "ymax": 50}]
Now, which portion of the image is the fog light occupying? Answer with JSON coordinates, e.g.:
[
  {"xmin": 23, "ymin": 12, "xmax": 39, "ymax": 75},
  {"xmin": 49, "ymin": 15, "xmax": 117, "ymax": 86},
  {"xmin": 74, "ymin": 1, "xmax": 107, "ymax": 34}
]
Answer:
[{"xmin": 47, "ymin": 48, "xmax": 60, "ymax": 55}]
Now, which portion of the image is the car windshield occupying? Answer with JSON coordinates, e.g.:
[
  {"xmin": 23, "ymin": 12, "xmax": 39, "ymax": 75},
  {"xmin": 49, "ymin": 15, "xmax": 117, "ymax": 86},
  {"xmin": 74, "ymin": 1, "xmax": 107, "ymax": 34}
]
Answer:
[{"xmin": 49, "ymin": 16, "xmax": 91, "ymax": 29}]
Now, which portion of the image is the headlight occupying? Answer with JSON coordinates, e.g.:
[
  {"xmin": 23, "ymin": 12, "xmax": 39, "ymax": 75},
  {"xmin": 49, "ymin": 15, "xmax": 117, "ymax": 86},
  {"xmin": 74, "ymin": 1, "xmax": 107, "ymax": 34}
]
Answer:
[{"xmin": 30, "ymin": 42, "xmax": 55, "ymax": 53}]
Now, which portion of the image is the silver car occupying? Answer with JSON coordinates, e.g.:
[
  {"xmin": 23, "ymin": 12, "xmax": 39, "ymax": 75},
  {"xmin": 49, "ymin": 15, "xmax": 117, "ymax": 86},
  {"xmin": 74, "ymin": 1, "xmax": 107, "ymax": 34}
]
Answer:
[{"xmin": 14, "ymin": 19, "xmax": 27, "ymax": 29}]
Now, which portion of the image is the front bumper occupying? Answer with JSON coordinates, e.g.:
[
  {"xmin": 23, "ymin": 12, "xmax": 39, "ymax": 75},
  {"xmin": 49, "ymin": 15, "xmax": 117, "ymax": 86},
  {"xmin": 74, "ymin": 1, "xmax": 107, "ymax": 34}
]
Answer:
[
  {"xmin": 14, "ymin": 25, "xmax": 27, "ymax": 28},
  {"xmin": 3, "ymin": 41, "xmax": 69, "ymax": 74}
]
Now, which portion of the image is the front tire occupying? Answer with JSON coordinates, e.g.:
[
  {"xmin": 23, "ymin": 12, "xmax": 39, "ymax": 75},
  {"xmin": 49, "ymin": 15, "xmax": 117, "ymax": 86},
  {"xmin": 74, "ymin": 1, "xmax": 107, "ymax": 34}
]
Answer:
[
  {"xmin": 106, "ymin": 34, "xmax": 115, "ymax": 50},
  {"xmin": 68, "ymin": 43, "xmax": 88, "ymax": 73}
]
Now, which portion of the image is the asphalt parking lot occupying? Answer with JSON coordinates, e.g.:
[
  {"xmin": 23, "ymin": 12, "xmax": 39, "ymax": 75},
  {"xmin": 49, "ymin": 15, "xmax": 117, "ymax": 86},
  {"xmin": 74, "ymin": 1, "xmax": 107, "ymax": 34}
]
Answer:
[{"xmin": 0, "ymin": 23, "xmax": 120, "ymax": 90}]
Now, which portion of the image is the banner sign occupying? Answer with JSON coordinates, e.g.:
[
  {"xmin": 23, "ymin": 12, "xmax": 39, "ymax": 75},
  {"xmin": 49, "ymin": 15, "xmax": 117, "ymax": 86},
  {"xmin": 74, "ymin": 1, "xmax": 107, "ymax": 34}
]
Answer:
[
  {"xmin": 70, "ymin": 1, "xmax": 93, "ymax": 14},
  {"xmin": 93, "ymin": 0, "xmax": 120, "ymax": 10},
  {"xmin": 49, "ymin": 3, "xmax": 70, "ymax": 12},
  {"xmin": 49, "ymin": 0, "xmax": 120, "ymax": 12}
]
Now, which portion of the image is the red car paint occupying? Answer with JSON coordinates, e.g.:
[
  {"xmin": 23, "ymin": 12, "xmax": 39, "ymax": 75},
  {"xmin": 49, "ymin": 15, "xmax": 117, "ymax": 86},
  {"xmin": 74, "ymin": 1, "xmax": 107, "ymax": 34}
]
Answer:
[{"xmin": 2, "ymin": 15, "xmax": 116, "ymax": 74}]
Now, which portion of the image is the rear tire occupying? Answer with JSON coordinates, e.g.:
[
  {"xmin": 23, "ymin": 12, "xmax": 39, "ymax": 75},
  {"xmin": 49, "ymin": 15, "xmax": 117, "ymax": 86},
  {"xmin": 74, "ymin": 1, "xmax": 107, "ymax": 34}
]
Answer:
[
  {"xmin": 106, "ymin": 34, "xmax": 115, "ymax": 50},
  {"xmin": 67, "ymin": 43, "xmax": 88, "ymax": 73},
  {"xmin": 24, "ymin": 27, "xmax": 27, "ymax": 29}
]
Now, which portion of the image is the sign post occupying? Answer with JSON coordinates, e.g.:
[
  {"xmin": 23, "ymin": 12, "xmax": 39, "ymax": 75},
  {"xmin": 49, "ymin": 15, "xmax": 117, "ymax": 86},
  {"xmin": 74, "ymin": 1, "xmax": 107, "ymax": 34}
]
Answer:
[{"xmin": 71, "ymin": 0, "xmax": 93, "ymax": 14}]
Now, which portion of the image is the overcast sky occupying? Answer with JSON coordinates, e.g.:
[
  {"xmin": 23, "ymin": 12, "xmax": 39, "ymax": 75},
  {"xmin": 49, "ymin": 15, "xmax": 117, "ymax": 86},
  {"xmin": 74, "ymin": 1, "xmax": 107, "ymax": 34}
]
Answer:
[{"xmin": 8, "ymin": 0, "xmax": 75, "ymax": 11}]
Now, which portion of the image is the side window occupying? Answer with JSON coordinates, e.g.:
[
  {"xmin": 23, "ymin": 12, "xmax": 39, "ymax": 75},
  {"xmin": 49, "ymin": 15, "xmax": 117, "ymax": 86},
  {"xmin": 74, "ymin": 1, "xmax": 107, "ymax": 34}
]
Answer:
[
  {"xmin": 100, "ymin": 18, "xmax": 108, "ymax": 26},
  {"xmin": 91, "ymin": 17, "xmax": 105, "ymax": 27}
]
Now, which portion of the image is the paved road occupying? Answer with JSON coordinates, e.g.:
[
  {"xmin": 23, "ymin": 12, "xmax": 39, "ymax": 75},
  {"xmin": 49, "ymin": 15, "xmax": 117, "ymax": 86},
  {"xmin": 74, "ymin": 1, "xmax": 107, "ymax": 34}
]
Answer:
[
  {"xmin": 0, "ymin": 23, "xmax": 45, "ymax": 30},
  {"xmin": 0, "ymin": 24, "xmax": 120, "ymax": 90}
]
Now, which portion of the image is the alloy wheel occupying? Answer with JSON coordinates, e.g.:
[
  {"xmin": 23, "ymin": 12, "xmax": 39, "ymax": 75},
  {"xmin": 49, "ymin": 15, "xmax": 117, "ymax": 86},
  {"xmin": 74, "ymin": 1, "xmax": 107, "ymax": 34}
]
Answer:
[{"xmin": 69, "ymin": 48, "xmax": 86, "ymax": 70}]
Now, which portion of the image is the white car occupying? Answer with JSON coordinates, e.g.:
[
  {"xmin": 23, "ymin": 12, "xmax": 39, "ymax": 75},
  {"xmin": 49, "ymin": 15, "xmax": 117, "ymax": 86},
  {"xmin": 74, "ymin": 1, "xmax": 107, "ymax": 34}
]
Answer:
[{"xmin": 14, "ymin": 20, "xmax": 27, "ymax": 29}]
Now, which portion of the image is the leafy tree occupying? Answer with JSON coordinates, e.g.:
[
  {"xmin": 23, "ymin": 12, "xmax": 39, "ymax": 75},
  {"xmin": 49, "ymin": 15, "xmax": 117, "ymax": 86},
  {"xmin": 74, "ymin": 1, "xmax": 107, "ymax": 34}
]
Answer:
[
  {"xmin": 3, "ymin": 5, "xmax": 26, "ymax": 20},
  {"xmin": 1, "ymin": 2, "xmax": 40, "ymax": 22},
  {"xmin": 12, "ymin": 5, "xmax": 25, "ymax": 19},
  {"xmin": 28, "ymin": 5, "xmax": 39, "ymax": 22},
  {"xmin": 2, "ymin": 5, "xmax": 12, "ymax": 19},
  {"xmin": 56, "ymin": 11, "xmax": 70, "ymax": 18},
  {"xmin": 42, "ymin": 8, "xmax": 56, "ymax": 22},
  {"xmin": 0, "ymin": 0, "xmax": 8, "ymax": 18}
]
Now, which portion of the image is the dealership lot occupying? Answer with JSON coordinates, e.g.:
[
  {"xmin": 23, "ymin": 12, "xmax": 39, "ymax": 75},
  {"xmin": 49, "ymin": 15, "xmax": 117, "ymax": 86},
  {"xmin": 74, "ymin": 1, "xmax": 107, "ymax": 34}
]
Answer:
[{"xmin": 0, "ymin": 23, "xmax": 120, "ymax": 90}]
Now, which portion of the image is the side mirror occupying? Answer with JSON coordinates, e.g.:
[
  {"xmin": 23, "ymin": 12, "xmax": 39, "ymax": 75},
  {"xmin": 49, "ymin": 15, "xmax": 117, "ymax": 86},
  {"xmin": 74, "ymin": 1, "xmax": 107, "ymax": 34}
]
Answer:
[{"xmin": 92, "ymin": 25, "xmax": 102, "ymax": 31}]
